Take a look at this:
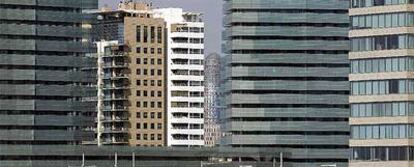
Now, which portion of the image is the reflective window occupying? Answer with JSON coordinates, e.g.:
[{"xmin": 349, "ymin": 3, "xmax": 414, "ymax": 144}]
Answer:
[
  {"xmin": 351, "ymin": 0, "xmax": 414, "ymax": 8},
  {"xmin": 351, "ymin": 146, "xmax": 410, "ymax": 161},
  {"xmin": 351, "ymin": 102, "xmax": 414, "ymax": 117},
  {"xmin": 351, "ymin": 57, "xmax": 414, "ymax": 74},
  {"xmin": 351, "ymin": 124, "xmax": 414, "ymax": 139},
  {"xmin": 351, "ymin": 79, "xmax": 414, "ymax": 95},
  {"xmin": 351, "ymin": 35, "xmax": 414, "ymax": 52}
]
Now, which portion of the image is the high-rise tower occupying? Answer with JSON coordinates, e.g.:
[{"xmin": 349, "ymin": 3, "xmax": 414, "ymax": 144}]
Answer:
[
  {"xmin": 222, "ymin": 0, "xmax": 350, "ymax": 166},
  {"xmin": 0, "ymin": 0, "xmax": 97, "ymax": 146},
  {"xmin": 349, "ymin": 1, "xmax": 414, "ymax": 166},
  {"xmin": 91, "ymin": 1, "xmax": 167, "ymax": 146},
  {"xmin": 154, "ymin": 8, "xmax": 205, "ymax": 147}
]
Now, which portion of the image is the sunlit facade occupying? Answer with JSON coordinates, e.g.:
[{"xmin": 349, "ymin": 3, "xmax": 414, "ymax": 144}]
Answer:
[{"xmin": 349, "ymin": 0, "xmax": 414, "ymax": 166}]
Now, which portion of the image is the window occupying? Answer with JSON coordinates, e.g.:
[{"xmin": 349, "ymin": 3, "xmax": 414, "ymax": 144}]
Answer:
[
  {"xmin": 151, "ymin": 80, "xmax": 155, "ymax": 86},
  {"xmin": 157, "ymin": 134, "xmax": 162, "ymax": 140},
  {"xmin": 157, "ymin": 48, "xmax": 162, "ymax": 54},
  {"xmin": 136, "ymin": 80, "xmax": 141, "ymax": 86},
  {"xmin": 143, "ymin": 101, "xmax": 148, "ymax": 108},
  {"xmin": 136, "ymin": 90, "xmax": 141, "ymax": 96},
  {"xmin": 157, "ymin": 70, "xmax": 162, "ymax": 75},
  {"xmin": 136, "ymin": 47, "xmax": 141, "ymax": 53},
  {"xmin": 351, "ymin": 79, "xmax": 414, "ymax": 95},
  {"xmin": 136, "ymin": 69, "xmax": 141, "ymax": 75},
  {"xmin": 151, "ymin": 58, "xmax": 155, "ymax": 65},
  {"xmin": 144, "ymin": 48, "xmax": 148, "ymax": 54},
  {"xmin": 157, "ymin": 91, "xmax": 162, "ymax": 97},
  {"xmin": 151, "ymin": 48, "xmax": 155, "ymax": 54},
  {"xmin": 143, "ymin": 69, "xmax": 148, "ymax": 75},
  {"xmin": 157, "ymin": 123, "xmax": 162, "ymax": 129},
  {"xmin": 143, "ymin": 134, "xmax": 148, "ymax": 140},
  {"xmin": 157, "ymin": 112, "xmax": 162, "ymax": 118},
  {"xmin": 143, "ymin": 123, "xmax": 148, "ymax": 129},
  {"xmin": 378, "ymin": 14, "xmax": 385, "ymax": 28},
  {"xmin": 150, "ymin": 112, "xmax": 155, "ymax": 119},
  {"xmin": 136, "ymin": 101, "xmax": 141, "ymax": 107},
  {"xmin": 351, "ymin": 124, "xmax": 413, "ymax": 140},
  {"xmin": 150, "ymin": 134, "xmax": 155, "ymax": 140},
  {"xmin": 385, "ymin": 13, "xmax": 392, "ymax": 27},
  {"xmin": 151, "ymin": 69, "xmax": 155, "ymax": 76},
  {"xmin": 151, "ymin": 101, "xmax": 155, "ymax": 108},
  {"xmin": 143, "ymin": 91, "xmax": 148, "ymax": 97},
  {"xmin": 143, "ymin": 112, "xmax": 148, "ymax": 118},
  {"xmin": 143, "ymin": 80, "xmax": 148, "ymax": 86},
  {"xmin": 151, "ymin": 123, "xmax": 155, "ymax": 129},
  {"xmin": 136, "ymin": 58, "xmax": 141, "ymax": 64},
  {"xmin": 157, "ymin": 80, "xmax": 162, "ymax": 86},
  {"xmin": 143, "ymin": 58, "xmax": 148, "ymax": 64},
  {"xmin": 136, "ymin": 112, "xmax": 141, "ymax": 118},
  {"xmin": 157, "ymin": 27, "xmax": 162, "ymax": 43},
  {"xmin": 136, "ymin": 123, "xmax": 141, "ymax": 129},
  {"xmin": 157, "ymin": 59, "xmax": 162, "ymax": 65},
  {"xmin": 136, "ymin": 26, "xmax": 141, "ymax": 42},
  {"xmin": 143, "ymin": 26, "xmax": 148, "ymax": 43},
  {"xmin": 157, "ymin": 102, "xmax": 162, "ymax": 108},
  {"xmin": 390, "ymin": 80, "xmax": 399, "ymax": 94},
  {"xmin": 351, "ymin": 35, "xmax": 414, "ymax": 52},
  {"xmin": 351, "ymin": 57, "xmax": 414, "ymax": 74},
  {"xmin": 136, "ymin": 134, "xmax": 141, "ymax": 140},
  {"xmin": 151, "ymin": 91, "xmax": 155, "ymax": 97},
  {"xmin": 150, "ymin": 26, "xmax": 155, "ymax": 43}
]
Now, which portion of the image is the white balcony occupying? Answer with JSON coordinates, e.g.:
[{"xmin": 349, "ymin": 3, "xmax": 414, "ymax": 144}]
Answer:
[
  {"xmin": 170, "ymin": 96, "xmax": 204, "ymax": 103},
  {"xmin": 170, "ymin": 86, "xmax": 204, "ymax": 91},
  {"xmin": 170, "ymin": 32, "xmax": 204, "ymax": 38},
  {"xmin": 170, "ymin": 75, "xmax": 203, "ymax": 81},
  {"xmin": 170, "ymin": 43, "xmax": 204, "ymax": 49},
  {"xmin": 98, "ymin": 116, "xmax": 129, "ymax": 123},
  {"xmin": 169, "ymin": 128, "xmax": 203, "ymax": 135},
  {"xmin": 101, "ymin": 137, "xmax": 129, "ymax": 145},
  {"xmin": 169, "ymin": 107, "xmax": 204, "ymax": 114},
  {"xmin": 170, "ymin": 64, "xmax": 203, "ymax": 70},
  {"xmin": 102, "ymin": 127, "xmax": 129, "ymax": 133},
  {"xmin": 169, "ymin": 139, "xmax": 204, "ymax": 146},
  {"xmin": 170, "ymin": 117, "xmax": 204, "ymax": 124},
  {"xmin": 169, "ymin": 53, "xmax": 204, "ymax": 59},
  {"xmin": 102, "ymin": 63, "xmax": 128, "ymax": 69}
]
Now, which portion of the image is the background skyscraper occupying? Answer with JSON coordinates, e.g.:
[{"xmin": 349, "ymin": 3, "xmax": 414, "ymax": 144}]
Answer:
[
  {"xmin": 222, "ymin": 0, "xmax": 350, "ymax": 166},
  {"xmin": 349, "ymin": 1, "xmax": 414, "ymax": 166},
  {"xmin": 204, "ymin": 53, "xmax": 222, "ymax": 147}
]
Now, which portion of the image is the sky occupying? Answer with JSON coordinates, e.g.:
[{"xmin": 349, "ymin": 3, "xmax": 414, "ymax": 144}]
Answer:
[{"xmin": 99, "ymin": 0, "xmax": 223, "ymax": 55}]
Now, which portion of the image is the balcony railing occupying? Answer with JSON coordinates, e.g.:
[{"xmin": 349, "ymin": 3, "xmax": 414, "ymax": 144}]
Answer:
[
  {"xmin": 103, "ymin": 127, "xmax": 129, "ymax": 133},
  {"xmin": 102, "ymin": 106, "xmax": 128, "ymax": 111},
  {"xmin": 102, "ymin": 63, "xmax": 128, "ymax": 68}
]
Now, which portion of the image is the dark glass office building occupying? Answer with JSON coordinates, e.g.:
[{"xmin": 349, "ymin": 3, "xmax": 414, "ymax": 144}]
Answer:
[
  {"xmin": 0, "ymin": 0, "xmax": 97, "ymax": 148},
  {"xmin": 222, "ymin": 0, "xmax": 350, "ymax": 166}
]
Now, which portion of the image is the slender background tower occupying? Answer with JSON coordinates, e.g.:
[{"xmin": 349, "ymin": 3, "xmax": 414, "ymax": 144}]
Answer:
[{"xmin": 204, "ymin": 53, "xmax": 222, "ymax": 147}]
